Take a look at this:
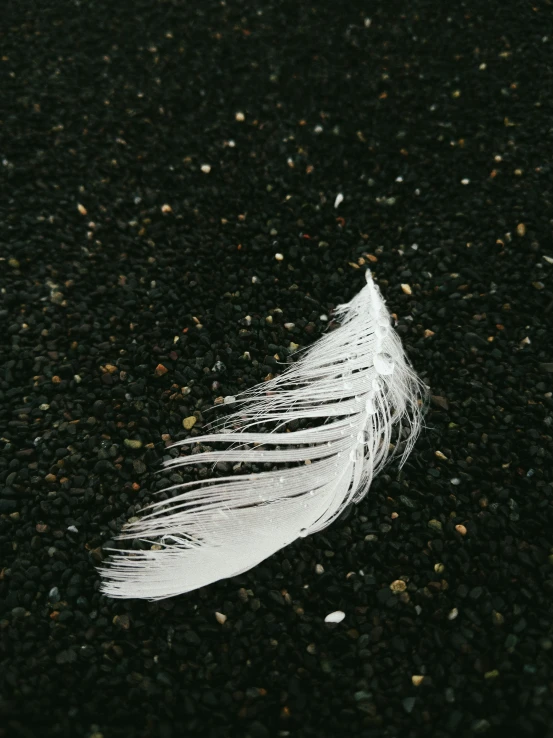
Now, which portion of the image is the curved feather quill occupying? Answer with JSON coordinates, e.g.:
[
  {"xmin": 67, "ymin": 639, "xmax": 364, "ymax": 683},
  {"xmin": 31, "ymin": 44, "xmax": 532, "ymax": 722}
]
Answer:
[{"xmin": 100, "ymin": 271, "xmax": 425, "ymax": 599}]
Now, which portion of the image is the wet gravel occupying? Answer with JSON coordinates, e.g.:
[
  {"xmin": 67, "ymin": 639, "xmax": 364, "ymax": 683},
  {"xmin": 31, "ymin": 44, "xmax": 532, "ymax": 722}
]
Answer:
[{"xmin": 1, "ymin": 2, "xmax": 553, "ymax": 737}]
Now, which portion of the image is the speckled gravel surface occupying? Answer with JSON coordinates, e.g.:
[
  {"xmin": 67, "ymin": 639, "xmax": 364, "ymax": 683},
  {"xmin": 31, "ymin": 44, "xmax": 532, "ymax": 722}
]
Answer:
[{"xmin": 1, "ymin": 2, "xmax": 553, "ymax": 737}]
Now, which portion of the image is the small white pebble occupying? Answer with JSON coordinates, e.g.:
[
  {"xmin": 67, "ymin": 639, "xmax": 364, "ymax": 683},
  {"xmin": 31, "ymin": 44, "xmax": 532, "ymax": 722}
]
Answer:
[
  {"xmin": 450, "ymin": 478, "xmax": 461, "ymax": 485},
  {"xmin": 461, "ymin": 178, "xmax": 470, "ymax": 185},
  {"xmin": 319, "ymin": 314, "xmax": 328, "ymax": 322},
  {"xmin": 324, "ymin": 610, "xmax": 345, "ymax": 624},
  {"xmin": 314, "ymin": 125, "xmax": 323, "ymax": 134},
  {"xmin": 215, "ymin": 611, "xmax": 227, "ymax": 624},
  {"xmin": 396, "ymin": 176, "xmax": 403, "ymax": 182},
  {"xmin": 334, "ymin": 193, "xmax": 344, "ymax": 208},
  {"xmin": 448, "ymin": 608, "xmax": 459, "ymax": 620},
  {"xmin": 223, "ymin": 396, "xmax": 236, "ymax": 405},
  {"xmin": 284, "ymin": 322, "xmax": 295, "ymax": 330},
  {"xmin": 479, "ymin": 63, "xmax": 487, "ymax": 70},
  {"xmin": 235, "ymin": 111, "xmax": 245, "ymax": 122},
  {"xmin": 67, "ymin": 525, "xmax": 79, "ymax": 533},
  {"xmin": 364, "ymin": 17, "xmax": 371, "ymax": 27},
  {"xmin": 201, "ymin": 164, "xmax": 211, "ymax": 174},
  {"xmin": 252, "ymin": 276, "xmax": 259, "ymax": 283},
  {"xmin": 411, "ymin": 243, "xmax": 419, "ymax": 250},
  {"xmin": 543, "ymin": 255, "xmax": 553, "ymax": 265},
  {"xmin": 275, "ymin": 253, "xmax": 284, "ymax": 261},
  {"xmin": 315, "ymin": 564, "xmax": 324, "ymax": 575},
  {"xmin": 161, "ymin": 203, "xmax": 172, "ymax": 213}
]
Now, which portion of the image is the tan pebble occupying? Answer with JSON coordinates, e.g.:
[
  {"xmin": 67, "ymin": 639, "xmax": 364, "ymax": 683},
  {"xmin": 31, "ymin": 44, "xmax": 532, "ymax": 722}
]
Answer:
[
  {"xmin": 424, "ymin": 329, "xmax": 435, "ymax": 338},
  {"xmin": 161, "ymin": 203, "xmax": 172, "ymax": 213},
  {"xmin": 124, "ymin": 439, "xmax": 143, "ymax": 449},
  {"xmin": 401, "ymin": 283, "xmax": 412, "ymax": 295},
  {"xmin": 52, "ymin": 376, "xmax": 61, "ymax": 384},
  {"xmin": 235, "ymin": 111, "xmax": 245, "ymax": 121},
  {"xmin": 182, "ymin": 416, "xmax": 197, "ymax": 430},
  {"xmin": 113, "ymin": 613, "xmax": 130, "ymax": 630},
  {"xmin": 215, "ymin": 612, "xmax": 227, "ymax": 624},
  {"xmin": 77, "ymin": 203, "xmax": 88, "ymax": 215},
  {"xmin": 412, "ymin": 675, "xmax": 425, "ymax": 686},
  {"xmin": 434, "ymin": 563, "xmax": 445, "ymax": 574},
  {"xmin": 435, "ymin": 450, "xmax": 447, "ymax": 460},
  {"xmin": 390, "ymin": 579, "xmax": 407, "ymax": 592},
  {"xmin": 455, "ymin": 524, "xmax": 467, "ymax": 536},
  {"xmin": 516, "ymin": 223, "xmax": 526, "ymax": 236},
  {"xmin": 155, "ymin": 364, "xmax": 168, "ymax": 376}
]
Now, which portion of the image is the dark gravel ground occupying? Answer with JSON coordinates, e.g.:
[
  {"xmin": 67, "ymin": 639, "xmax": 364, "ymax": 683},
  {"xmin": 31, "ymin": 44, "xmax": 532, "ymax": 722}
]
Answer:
[{"xmin": 2, "ymin": 2, "xmax": 553, "ymax": 737}]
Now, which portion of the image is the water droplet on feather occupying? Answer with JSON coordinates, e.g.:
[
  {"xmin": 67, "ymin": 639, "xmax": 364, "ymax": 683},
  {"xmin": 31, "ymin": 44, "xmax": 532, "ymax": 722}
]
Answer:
[{"xmin": 374, "ymin": 352, "xmax": 395, "ymax": 375}]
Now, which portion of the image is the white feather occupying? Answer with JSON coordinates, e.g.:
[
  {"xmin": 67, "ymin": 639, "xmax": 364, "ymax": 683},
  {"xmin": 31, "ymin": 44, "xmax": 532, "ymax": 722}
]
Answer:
[{"xmin": 100, "ymin": 271, "xmax": 425, "ymax": 600}]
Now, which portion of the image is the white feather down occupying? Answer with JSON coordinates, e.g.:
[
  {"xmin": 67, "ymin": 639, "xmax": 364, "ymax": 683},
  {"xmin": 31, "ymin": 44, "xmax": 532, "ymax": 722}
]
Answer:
[{"xmin": 100, "ymin": 271, "xmax": 425, "ymax": 600}]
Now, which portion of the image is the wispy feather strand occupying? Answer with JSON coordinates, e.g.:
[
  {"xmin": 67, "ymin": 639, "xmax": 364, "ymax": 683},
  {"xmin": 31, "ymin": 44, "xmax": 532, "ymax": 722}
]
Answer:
[{"xmin": 100, "ymin": 271, "xmax": 426, "ymax": 599}]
